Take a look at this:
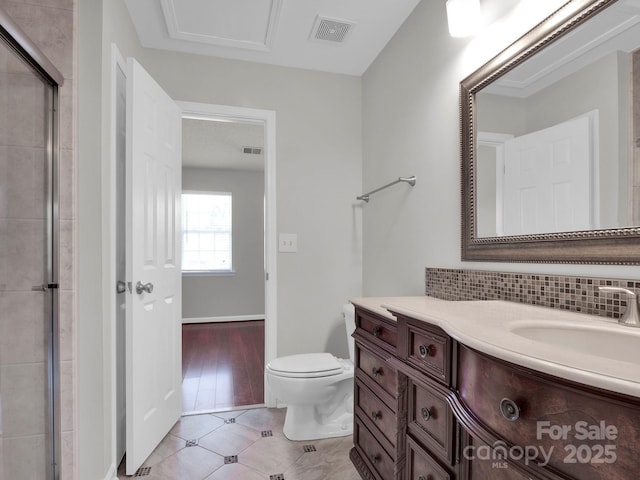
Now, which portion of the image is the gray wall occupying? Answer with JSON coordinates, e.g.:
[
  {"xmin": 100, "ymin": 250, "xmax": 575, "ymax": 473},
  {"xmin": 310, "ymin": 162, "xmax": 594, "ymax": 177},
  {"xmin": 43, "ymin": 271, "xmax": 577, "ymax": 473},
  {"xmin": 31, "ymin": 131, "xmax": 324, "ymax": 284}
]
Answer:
[
  {"xmin": 78, "ymin": 0, "xmax": 361, "ymax": 477},
  {"xmin": 77, "ymin": 0, "xmax": 640, "ymax": 478},
  {"xmin": 136, "ymin": 48, "xmax": 363, "ymax": 359},
  {"xmin": 361, "ymin": 0, "xmax": 640, "ymax": 299},
  {"xmin": 182, "ymin": 167, "xmax": 265, "ymax": 319}
]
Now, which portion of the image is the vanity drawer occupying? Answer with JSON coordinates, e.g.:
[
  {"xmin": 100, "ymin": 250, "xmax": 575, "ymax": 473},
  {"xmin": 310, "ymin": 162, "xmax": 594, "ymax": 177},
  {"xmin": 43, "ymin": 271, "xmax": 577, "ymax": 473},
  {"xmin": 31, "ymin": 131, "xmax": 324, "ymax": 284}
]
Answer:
[
  {"xmin": 355, "ymin": 378, "xmax": 397, "ymax": 454},
  {"xmin": 356, "ymin": 307, "xmax": 397, "ymax": 353},
  {"xmin": 407, "ymin": 435, "xmax": 453, "ymax": 480},
  {"xmin": 356, "ymin": 344, "xmax": 398, "ymax": 400},
  {"xmin": 355, "ymin": 417, "xmax": 395, "ymax": 480},
  {"xmin": 457, "ymin": 345, "xmax": 640, "ymax": 480},
  {"xmin": 402, "ymin": 317, "xmax": 451, "ymax": 385},
  {"xmin": 461, "ymin": 431, "xmax": 538, "ymax": 480},
  {"xmin": 408, "ymin": 377, "xmax": 456, "ymax": 465}
]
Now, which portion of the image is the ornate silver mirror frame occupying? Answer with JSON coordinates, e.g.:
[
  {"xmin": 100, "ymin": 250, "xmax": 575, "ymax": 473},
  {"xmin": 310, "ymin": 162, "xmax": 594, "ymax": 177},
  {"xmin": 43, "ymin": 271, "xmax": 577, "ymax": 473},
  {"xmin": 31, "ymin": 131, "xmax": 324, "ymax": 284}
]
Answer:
[{"xmin": 461, "ymin": 0, "xmax": 640, "ymax": 264}]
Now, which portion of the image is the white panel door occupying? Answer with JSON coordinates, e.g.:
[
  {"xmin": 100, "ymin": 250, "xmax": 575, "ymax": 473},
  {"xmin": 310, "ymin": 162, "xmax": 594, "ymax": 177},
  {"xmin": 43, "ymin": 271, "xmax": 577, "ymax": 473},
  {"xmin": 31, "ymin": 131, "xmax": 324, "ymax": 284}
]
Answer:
[
  {"xmin": 125, "ymin": 58, "xmax": 182, "ymax": 475},
  {"xmin": 503, "ymin": 115, "xmax": 592, "ymax": 235}
]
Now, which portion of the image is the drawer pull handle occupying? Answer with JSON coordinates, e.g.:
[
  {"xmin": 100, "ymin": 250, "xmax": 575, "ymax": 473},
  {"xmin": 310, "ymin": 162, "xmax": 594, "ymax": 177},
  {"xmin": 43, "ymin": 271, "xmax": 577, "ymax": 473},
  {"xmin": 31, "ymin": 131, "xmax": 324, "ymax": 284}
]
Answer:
[
  {"xmin": 372, "ymin": 326, "xmax": 382, "ymax": 337},
  {"xmin": 420, "ymin": 407, "xmax": 432, "ymax": 422},
  {"xmin": 371, "ymin": 366, "xmax": 382, "ymax": 377},
  {"xmin": 371, "ymin": 410, "xmax": 382, "ymax": 421},
  {"xmin": 418, "ymin": 476, "xmax": 433, "ymax": 480},
  {"xmin": 370, "ymin": 453, "xmax": 380, "ymax": 465},
  {"xmin": 418, "ymin": 343, "xmax": 434, "ymax": 358},
  {"xmin": 500, "ymin": 397, "xmax": 520, "ymax": 421}
]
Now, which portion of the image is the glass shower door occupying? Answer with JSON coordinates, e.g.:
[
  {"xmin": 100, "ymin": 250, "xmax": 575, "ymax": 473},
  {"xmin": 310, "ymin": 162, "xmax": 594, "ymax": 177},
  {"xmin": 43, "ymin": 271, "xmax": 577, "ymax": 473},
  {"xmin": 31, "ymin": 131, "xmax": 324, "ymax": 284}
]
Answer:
[{"xmin": 0, "ymin": 26, "xmax": 58, "ymax": 480}]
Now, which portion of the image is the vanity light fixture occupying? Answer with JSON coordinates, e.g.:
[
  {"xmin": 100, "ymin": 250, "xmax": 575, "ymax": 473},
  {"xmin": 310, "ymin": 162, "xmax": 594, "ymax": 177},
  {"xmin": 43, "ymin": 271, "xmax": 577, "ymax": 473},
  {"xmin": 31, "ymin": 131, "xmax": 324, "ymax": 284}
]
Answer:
[{"xmin": 446, "ymin": 0, "xmax": 481, "ymax": 38}]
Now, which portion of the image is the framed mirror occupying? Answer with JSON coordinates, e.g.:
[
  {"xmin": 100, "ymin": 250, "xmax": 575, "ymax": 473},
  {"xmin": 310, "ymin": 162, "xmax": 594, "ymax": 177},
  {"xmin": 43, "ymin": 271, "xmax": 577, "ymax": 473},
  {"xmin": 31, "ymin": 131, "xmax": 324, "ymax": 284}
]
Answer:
[{"xmin": 461, "ymin": 0, "xmax": 640, "ymax": 264}]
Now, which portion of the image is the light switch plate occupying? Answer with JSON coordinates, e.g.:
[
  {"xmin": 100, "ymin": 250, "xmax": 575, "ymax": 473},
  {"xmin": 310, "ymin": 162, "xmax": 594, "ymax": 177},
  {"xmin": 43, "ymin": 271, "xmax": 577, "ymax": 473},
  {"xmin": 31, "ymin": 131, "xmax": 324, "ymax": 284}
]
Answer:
[{"xmin": 279, "ymin": 233, "xmax": 298, "ymax": 253}]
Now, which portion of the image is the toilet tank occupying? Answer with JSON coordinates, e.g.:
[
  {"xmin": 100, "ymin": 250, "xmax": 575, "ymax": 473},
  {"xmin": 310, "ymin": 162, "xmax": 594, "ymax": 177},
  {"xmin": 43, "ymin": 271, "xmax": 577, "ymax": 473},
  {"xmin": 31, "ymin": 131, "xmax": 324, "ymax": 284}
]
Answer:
[{"xmin": 343, "ymin": 303, "xmax": 356, "ymax": 362}]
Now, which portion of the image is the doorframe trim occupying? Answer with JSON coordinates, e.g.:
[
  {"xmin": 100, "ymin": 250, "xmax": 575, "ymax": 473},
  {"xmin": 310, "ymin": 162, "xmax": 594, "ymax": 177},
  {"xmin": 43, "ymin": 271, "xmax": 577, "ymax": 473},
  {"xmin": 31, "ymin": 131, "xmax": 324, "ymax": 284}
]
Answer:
[
  {"xmin": 106, "ymin": 78, "xmax": 279, "ymax": 476},
  {"xmin": 477, "ymin": 131, "xmax": 512, "ymax": 237},
  {"xmin": 177, "ymin": 101, "xmax": 278, "ymax": 408},
  {"xmin": 107, "ymin": 43, "xmax": 127, "ymax": 478}
]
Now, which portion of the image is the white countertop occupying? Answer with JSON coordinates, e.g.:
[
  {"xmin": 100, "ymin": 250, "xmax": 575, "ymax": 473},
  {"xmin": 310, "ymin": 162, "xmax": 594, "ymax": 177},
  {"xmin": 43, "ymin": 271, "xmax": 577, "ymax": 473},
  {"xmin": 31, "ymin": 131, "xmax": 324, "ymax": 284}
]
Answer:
[
  {"xmin": 350, "ymin": 296, "xmax": 640, "ymax": 398},
  {"xmin": 349, "ymin": 296, "xmax": 399, "ymax": 321}
]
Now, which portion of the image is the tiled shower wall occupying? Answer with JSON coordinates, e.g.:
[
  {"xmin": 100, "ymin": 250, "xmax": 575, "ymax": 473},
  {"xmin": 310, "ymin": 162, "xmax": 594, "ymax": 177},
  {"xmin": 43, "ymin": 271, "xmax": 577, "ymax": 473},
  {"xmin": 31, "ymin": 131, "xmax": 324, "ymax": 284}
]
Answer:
[
  {"xmin": 0, "ymin": 1, "xmax": 76, "ymax": 479},
  {"xmin": 426, "ymin": 267, "xmax": 640, "ymax": 319},
  {"xmin": 0, "ymin": 42, "xmax": 52, "ymax": 480}
]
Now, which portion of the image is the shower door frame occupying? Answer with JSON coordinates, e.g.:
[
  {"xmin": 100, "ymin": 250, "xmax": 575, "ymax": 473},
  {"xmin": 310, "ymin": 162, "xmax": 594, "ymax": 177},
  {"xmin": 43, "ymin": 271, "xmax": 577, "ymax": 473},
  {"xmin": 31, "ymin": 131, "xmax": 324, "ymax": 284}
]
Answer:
[{"xmin": 0, "ymin": 9, "xmax": 64, "ymax": 480}]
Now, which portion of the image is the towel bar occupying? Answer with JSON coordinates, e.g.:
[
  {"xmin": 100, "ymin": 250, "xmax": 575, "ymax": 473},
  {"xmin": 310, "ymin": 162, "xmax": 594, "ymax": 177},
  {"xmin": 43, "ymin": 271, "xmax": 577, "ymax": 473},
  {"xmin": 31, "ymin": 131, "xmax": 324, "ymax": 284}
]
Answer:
[{"xmin": 357, "ymin": 176, "xmax": 416, "ymax": 202}]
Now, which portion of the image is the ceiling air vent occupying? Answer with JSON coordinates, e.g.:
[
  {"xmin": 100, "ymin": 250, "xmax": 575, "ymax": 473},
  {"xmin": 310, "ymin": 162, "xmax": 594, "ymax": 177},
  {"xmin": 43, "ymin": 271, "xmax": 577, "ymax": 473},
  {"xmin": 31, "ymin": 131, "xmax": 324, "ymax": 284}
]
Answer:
[
  {"xmin": 310, "ymin": 16, "xmax": 355, "ymax": 44},
  {"xmin": 242, "ymin": 146, "xmax": 263, "ymax": 155}
]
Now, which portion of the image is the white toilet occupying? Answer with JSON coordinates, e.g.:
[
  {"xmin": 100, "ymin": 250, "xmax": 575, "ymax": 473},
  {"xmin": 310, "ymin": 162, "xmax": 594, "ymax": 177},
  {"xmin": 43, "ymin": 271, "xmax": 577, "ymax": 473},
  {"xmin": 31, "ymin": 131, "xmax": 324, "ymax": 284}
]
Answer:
[{"xmin": 266, "ymin": 303, "xmax": 356, "ymax": 441}]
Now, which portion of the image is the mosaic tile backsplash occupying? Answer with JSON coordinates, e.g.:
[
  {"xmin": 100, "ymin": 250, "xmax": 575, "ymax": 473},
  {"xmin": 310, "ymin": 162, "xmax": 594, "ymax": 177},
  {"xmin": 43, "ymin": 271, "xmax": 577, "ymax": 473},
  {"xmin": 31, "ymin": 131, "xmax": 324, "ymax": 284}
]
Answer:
[{"xmin": 425, "ymin": 268, "xmax": 640, "ymax": 319}]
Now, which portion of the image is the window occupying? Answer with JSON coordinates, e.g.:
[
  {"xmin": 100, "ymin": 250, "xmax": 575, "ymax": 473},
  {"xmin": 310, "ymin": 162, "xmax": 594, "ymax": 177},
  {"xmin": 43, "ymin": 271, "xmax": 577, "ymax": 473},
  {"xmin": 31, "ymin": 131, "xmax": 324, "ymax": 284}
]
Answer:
[{"xmin": 181, "ymin": 192, "xmax": 232, "ymax": 273}]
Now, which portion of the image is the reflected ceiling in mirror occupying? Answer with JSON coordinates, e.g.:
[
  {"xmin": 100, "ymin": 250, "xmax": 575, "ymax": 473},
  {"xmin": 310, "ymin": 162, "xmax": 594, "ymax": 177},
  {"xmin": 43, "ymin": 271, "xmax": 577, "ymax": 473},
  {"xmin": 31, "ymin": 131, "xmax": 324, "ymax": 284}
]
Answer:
[{"xmin": 461, "ymin": 0, "xmax": 640, "ymax": 264}]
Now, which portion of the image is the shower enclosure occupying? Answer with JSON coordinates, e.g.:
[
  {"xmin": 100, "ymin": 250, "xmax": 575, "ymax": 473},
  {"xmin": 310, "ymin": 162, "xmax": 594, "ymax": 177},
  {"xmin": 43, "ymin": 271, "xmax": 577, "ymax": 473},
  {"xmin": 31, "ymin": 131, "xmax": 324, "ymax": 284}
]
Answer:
[{"xmin": 0, "ymin": 10, "xmax": 63, "ymax": 480}]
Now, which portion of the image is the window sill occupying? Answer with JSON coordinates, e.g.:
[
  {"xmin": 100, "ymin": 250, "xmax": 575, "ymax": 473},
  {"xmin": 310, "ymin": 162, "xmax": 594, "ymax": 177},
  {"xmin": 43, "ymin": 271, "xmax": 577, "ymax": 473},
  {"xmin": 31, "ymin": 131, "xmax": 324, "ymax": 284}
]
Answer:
[{"xmin": 182, "ymin": 270, "xmax": 236, "ymax": 277}]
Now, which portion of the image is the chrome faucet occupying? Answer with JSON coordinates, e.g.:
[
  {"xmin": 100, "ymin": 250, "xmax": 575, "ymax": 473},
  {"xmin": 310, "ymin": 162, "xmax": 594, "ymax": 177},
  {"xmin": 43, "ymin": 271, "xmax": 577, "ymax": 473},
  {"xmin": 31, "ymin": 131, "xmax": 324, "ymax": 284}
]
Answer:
[{"xmin": 598, "ymin": 287, "xmax": 640, "ymax": 327}]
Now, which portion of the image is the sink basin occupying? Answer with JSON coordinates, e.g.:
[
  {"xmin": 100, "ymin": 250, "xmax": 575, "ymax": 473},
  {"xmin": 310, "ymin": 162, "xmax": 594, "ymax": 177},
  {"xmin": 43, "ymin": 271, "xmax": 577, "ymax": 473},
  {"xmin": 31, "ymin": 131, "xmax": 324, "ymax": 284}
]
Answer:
[{"xmin": 509, "ymin": 321, "xmax": 640, "ymax": 364}]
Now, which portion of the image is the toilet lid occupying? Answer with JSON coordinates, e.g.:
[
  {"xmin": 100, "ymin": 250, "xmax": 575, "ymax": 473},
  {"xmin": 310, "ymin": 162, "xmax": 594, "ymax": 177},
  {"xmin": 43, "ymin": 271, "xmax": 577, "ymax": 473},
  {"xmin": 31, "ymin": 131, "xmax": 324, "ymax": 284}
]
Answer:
[{"xmin": 267, "ymin": 353, "xmax": 344, "ymax": 378}]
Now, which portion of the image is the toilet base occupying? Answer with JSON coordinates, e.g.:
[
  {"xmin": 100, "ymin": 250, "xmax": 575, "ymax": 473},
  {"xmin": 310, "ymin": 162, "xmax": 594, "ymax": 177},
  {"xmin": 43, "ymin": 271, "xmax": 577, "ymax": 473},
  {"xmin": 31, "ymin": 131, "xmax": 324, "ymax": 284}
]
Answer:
[{"xmin": 282, "ymin": 402, "xmax": 353, "ymax": 441}]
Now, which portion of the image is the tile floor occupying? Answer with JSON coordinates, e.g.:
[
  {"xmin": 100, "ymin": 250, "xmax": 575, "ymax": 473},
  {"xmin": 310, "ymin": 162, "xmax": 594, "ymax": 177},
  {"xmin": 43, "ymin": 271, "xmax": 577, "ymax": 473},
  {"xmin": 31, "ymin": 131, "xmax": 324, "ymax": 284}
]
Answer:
[{"xmin": 117, "ymin": 407, "xmax": 361, "ymax": 480}]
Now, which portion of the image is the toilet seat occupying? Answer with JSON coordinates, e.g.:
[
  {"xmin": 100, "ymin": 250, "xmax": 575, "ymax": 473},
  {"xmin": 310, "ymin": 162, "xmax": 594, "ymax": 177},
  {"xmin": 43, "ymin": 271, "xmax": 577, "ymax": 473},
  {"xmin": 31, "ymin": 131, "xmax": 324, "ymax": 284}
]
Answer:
[{"xmin": 267, "ymin": 353, "xmax": 344, "ymax": 378}]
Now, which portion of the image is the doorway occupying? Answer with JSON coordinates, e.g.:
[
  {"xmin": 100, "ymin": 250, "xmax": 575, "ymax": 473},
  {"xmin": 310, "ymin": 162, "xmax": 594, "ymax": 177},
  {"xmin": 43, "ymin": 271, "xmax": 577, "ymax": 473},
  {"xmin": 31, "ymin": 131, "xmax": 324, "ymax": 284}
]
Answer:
[
  {"xmin": 110, "ymin": 60, "xmax": 278, "ymax": 466},
  {"xmin": 180, "ymin": 115, "xmax": 267, "ymax": 414}
]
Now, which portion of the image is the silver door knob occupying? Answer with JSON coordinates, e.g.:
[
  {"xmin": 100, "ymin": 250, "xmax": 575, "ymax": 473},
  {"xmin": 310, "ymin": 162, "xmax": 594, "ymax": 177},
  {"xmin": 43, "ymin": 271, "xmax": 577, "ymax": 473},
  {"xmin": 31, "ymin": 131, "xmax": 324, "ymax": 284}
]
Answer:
[{"xmin": 135, "ymin": 281, "xmax": 153, "ymax": 295}]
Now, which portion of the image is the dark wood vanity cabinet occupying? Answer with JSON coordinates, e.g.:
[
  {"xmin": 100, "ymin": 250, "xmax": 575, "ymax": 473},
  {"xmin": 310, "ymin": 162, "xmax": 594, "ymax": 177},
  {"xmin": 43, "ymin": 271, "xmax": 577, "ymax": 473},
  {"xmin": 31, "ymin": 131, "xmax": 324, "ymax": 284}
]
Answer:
[
  {"xmin": 456, "ymin": 345, "xmax": 640, "ymax": 480},
  {"xmin": 395, "ymin": 315, "xmax": 460, "ymax": 480},
  {"xmin": 351, "ymin": 307, "xmax": 406, "ymax": 480},
  {"xmin": 351, "ymin": 305, "xmax": 640, "ymax": 480},
  {"xmin": 351, "ymin": 308, "xmax": 458, "ymax": 480}
]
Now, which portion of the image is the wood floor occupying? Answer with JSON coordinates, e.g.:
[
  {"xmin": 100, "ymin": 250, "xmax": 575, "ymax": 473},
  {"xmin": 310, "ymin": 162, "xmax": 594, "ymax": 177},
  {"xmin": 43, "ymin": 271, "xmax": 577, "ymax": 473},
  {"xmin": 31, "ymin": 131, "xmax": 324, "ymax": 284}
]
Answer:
[{"xmin": 182, "ymin": 320, "xmax": 265, "ymax": 414}]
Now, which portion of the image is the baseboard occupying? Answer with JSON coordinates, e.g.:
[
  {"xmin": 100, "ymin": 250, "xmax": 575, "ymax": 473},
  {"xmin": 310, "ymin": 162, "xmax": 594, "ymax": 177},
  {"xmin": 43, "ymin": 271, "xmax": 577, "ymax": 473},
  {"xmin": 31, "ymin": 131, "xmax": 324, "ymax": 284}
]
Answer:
[
  {"xmin": 183, "ymin": 403, "xmax": 266, "ymax": 416},
  {"xmin": 182, "ymin": 314, "xmax": 265, "ymax": 324}
]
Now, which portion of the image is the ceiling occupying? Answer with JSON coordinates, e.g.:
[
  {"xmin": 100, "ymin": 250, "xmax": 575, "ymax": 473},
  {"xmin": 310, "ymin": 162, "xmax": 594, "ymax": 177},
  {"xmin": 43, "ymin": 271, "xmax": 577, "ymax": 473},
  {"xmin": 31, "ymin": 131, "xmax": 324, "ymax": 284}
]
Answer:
[
  {"xmin": 182, "ymin": 118, "xmax": 264, "ymax": 171},
  {"xmin": 126, "ymin": 0, "xmax": 421, "ymax": 170},
  {"xmin": 484, "ymin": 0, "xmax": 640, "ymax": 98},
  {"xmin": 123, "ymin": 0, "xmax": 421, "ymax": 76}
]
